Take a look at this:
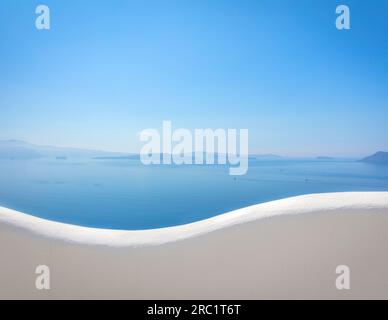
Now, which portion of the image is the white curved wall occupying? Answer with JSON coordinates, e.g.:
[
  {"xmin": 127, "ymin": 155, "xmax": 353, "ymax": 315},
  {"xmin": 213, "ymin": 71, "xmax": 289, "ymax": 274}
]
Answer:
[{"xmin": 0, "ymin": 192, "xmax": 388, "ymax": 299}]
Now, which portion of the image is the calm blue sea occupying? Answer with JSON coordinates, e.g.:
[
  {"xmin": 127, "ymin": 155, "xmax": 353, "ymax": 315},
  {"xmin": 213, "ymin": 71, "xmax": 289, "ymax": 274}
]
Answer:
[{"xmin": 0, "ymin": 158, "xmax": 388, "ymax": 230}]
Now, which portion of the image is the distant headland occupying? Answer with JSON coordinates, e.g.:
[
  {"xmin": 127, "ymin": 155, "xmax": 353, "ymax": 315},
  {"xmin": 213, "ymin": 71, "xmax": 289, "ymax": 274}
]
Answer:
[{"xmin": 360, "ymin": 151, "xmax": 388, "ymax": 164}]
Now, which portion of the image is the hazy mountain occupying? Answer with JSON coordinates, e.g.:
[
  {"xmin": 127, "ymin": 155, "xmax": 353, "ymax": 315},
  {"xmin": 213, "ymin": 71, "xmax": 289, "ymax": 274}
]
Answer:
[
  {"xmin": 0, "ymin": 140, "xmax": 130, "ymax": 159},
  {"xmin": 0, "ymin": 140, "xmax": 284, "ymax": 161},
  {"xmin": 0, "ymin": 140, "xmax": 42, "ymax": 159},
  {"xmin": 361, "ymin": 151, "xmax": 388, "ymax": 164}
]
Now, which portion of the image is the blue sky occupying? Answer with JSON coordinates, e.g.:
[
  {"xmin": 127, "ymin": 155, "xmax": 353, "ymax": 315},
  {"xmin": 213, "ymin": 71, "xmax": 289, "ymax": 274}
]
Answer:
[{"xmin": 0, "ymin": 0, "xmax": 387, "ymax": 157}]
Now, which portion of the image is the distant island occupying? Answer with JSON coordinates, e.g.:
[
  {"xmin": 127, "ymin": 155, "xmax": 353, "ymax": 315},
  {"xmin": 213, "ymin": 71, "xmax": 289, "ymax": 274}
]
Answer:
[
  {"xmin": 316, "ymin": 156, "xmax": 335, "ymax": 160},
  {"xmin": 93, "ymin": 153, "xmax": 260, "ymax": 161},
  {"xmin": 360, "ymin": 151, "xmax": 388, "ymax": 164},
  {"xmin": 92, "ymin": 156, "xmax": 139, "ymax": 160}
]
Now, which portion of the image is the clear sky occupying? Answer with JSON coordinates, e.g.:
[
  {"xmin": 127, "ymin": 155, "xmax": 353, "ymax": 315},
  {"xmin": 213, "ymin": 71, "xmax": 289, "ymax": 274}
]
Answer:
[{"xmin": 0, "ymin": 0, "xmax": 387, "ymax": 157}]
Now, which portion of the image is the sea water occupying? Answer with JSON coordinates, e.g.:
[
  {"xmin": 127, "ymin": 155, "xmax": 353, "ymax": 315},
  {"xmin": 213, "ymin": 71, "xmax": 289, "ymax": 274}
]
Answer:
[{"xmin": 0, "ymin": 158, "xmax": 387, "ymax": 230}]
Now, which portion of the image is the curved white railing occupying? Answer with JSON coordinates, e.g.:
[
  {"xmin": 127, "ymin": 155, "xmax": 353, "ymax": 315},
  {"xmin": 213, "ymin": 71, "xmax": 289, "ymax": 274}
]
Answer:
[{"xmin": 1, "ymin": 192, "xmax": 387, "ymax": 247}]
